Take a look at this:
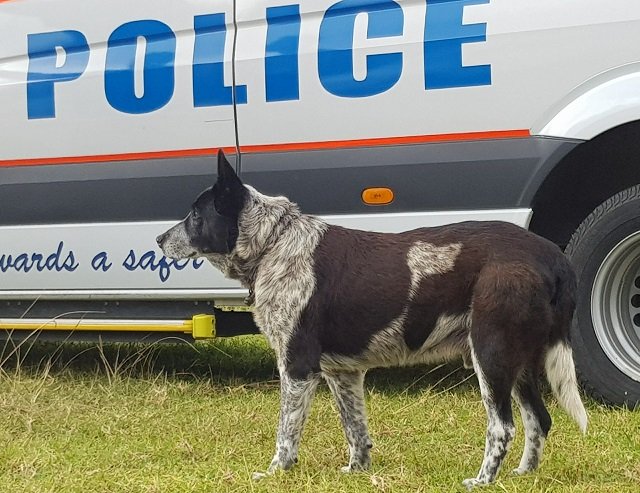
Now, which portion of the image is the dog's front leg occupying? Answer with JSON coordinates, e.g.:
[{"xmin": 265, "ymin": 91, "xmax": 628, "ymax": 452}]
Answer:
[
  {"xmin": 323, "ymin": 369, "xmax": 373, "ymax": 472},
  {"xmin": 253, "ymin": 371, "xmax": 320, "ymax": 480}
]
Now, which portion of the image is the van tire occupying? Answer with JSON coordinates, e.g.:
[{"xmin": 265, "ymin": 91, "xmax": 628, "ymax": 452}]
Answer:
[{"xmin": 565, "ymin": 185, "xmax": 640, "ymax": 407}]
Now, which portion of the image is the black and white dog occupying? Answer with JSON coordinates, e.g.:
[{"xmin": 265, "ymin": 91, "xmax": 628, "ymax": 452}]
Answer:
[{"xmin": 157, "ymin": 150, "xmax": 587, "ymax": 489}]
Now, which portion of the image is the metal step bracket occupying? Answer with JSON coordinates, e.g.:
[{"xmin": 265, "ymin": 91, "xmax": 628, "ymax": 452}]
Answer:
[{"xmin": 0, "ymin": 314, "xmax": 217, "ymax": 340}]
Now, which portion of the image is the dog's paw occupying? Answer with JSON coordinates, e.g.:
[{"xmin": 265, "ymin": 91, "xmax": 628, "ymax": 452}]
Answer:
[
  {"xmin": 340, "ymin": 460, "xmax": 369, "ymax": 474},
  {"xmin": 280, "ymin": 457, "xmax": 297, "ymax": 471},
  {"xmin": 462, "ymin": 478, "xmax": 487, "ymax": 490},
  {"xmin": 252, "ymin": 471, "xmax": 268, "ymax": 481},
  {"xmin": 511, "ymin": 466, "xmax": 531, "ymax": 476},
  {"xmin": 341, "ymin": 464, "xmax": 365, "ymax": 474},
  {"xmin": 340, "ymin": 464, "xmax": 365, "ymax": 474}
]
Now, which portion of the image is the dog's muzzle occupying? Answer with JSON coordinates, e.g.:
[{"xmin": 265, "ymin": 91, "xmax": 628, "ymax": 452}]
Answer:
[
  {"xmin": 156, "ymin": 223, "xmax": 198, "ymax": 259},
  {"xmin": 156, "ymin": 232, "xmax": 168, "ymax": 248}
]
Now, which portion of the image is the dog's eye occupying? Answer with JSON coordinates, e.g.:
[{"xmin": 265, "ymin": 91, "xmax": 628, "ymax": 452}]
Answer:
[{"xmin": 191, "ymin": 210, "xmax": 203, "ymax": 232}]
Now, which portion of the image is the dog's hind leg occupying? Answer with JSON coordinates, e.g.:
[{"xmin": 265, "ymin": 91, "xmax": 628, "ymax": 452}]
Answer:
[
  {"xmin": 253, "ymin": 372, "xmax": 320, "ymax": 480},
  {"xmin": 463, "ymin": 339, "xmax": 517, "ymax": 490},
  {"xmin": 323, "ymin": 369, "xmax": 373, "ymax": 472},
  {"xmin": 511, "ymin": 369, "xmax": 551, "ymax": 475},
  {"xmin": 462, "ymin": 262, "xmax": 556, "ymax": 489}
]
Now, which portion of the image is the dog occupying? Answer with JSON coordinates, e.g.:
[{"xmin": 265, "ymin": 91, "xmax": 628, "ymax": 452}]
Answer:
[{"xmin": 157, "ymin": 150, "xmax": 588, "ymax": 489}]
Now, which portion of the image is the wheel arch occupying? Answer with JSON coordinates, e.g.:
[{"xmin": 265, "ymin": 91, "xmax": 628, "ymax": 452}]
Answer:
[
  {"xmin": 533, "ymin": 63, "xmax": 640, "ymax": 141},
  {"xmin": 528, "ymin": 119, "xmax": 640, "ymax": 248}
]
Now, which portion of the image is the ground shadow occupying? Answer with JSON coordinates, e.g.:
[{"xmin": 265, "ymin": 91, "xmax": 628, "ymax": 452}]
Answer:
[{"xmin": 1, "ymin": 334, "xmax": 480, "ymax": 395}]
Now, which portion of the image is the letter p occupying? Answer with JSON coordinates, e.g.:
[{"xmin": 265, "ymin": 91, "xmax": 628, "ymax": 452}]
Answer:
[{"xmin": 27, "ymin": 30, "xmax": 89, "ymax": 119}]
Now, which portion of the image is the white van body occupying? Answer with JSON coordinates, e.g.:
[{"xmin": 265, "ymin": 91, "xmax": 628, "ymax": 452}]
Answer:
[{"xmin": 2, "ymin": 0, "xmax": 640, "ymax": 404}]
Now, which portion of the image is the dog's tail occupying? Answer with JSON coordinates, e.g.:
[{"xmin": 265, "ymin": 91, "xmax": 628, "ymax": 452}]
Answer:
[{"xmin": 544, "ymin": 341, "xmax": 588, "ymax": 434}]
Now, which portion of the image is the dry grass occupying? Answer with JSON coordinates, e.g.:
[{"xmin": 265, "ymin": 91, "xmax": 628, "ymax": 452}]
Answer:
[{"xmin": 0, "ymin": 335, "xmax": 638, "ymax": 492}]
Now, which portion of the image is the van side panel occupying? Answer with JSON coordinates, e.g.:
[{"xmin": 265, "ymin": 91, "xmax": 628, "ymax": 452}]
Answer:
[{"xmin": 239, "ymin": 137, "xmax": 578, "ymax": 216}]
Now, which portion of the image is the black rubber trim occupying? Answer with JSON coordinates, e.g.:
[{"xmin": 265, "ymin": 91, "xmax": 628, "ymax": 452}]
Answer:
[
  {"xmin": 0, "ymin": 137, "xmax": 579, "ymax": 226},
  {"xmin": 239, "ymin": 137, "xmax": 580, "ymax": 215},
  {"xmin": 0, "ymin": 153, "xmax": 236, "ymax": 226}
]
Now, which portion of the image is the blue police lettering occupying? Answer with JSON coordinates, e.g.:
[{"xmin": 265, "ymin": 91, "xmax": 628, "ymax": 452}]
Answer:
[
  {"xmin": 193, "ymin": 13, "xmax": 247, "ymax": 107},
  {"xmin": 424, "ymin": 0, "xmax": 491, "ymax": 90},
  {"xmin": 122, "ymin": 249, "xmax": 204, "ymax": 282},
  {"xmin": 265, "ymin": 5, "xmax": 301, "ymax": 102},
  {"xmin": 319, "ymin": 0, "xmax": 404, "ymax": 98},
  {"xmin": 0, "ymin": 241, "xmax": 79, "ymax": 273},
  {"xmin": 105, "ymin": 20, "xmax": 176, "ymax": 114},
  {"xmin": 25, "ymin": 1, "xmax": 492, "ymax": 119},
  {"xmin": 26, "ymin": 30, "xmax": 89, "ymax": 119},
  {"xmin": 91, "ymin": 252, "xmax": 113, "ymax": 272}
]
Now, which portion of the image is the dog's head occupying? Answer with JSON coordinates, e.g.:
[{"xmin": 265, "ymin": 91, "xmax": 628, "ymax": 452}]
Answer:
[{"xmin": 156, "ymin": 150, "xmax": 248, "ymax": 259}]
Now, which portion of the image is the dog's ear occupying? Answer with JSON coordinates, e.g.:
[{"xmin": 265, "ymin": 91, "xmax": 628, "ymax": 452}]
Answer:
[
  {"xmin": 216, "ymin": 149, "xmax": 241, "ymax": 185},
  {"xmin": 214, "ymin": 149, "xmax": 247, "ymax": 217}
]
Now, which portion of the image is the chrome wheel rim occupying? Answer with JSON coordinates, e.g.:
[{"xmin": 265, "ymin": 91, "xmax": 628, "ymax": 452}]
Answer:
[{"xmin": 591, "ymin": 231, "xmax": 640, "ymax": 383}]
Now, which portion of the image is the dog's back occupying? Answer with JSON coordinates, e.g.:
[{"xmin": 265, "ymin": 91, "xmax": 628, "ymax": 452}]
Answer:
[{"xmin": 291, "ymin": 220, "xmax": 575, "ymax": 370}]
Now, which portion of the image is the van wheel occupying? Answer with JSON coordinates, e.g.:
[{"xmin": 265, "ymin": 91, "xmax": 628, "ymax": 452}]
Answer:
[{"xmin": 565, "ymin": 185, "xmax": 640, "ymax": 407}]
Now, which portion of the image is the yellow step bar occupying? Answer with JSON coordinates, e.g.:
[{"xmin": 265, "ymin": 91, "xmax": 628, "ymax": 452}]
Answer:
[{"xmin": 0, "ymin": 314, "xmax": 216, "ymax": 339}]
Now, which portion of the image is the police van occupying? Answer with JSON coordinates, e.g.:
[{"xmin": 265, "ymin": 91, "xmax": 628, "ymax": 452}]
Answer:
[{"xmin": 2, "ymin": 0, "xmax": 640, "ymax": 406}]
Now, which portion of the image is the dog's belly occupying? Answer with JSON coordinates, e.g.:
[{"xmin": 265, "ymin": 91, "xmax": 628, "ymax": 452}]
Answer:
[{"xmin": 320, "ymin": 312, "xmax": 471, "ymax": 371}]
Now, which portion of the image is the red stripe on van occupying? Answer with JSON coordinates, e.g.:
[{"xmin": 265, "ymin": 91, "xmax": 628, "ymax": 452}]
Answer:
[
  {"xmin": 0, "ymin": 147, "xmax": 238, "ymax": 168},
  {"xmin": 239, "ymin": 130, "xmax": 530, "ymax": 153},
  {"xmin": 0, "ymin": 129, "xmax": 530, "ymax": 168}
]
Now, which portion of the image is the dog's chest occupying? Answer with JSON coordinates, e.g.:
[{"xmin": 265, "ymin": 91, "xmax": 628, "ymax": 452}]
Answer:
[{"xmin": 251, "ymin": 260, "xmax": 318, "ymax": 362}]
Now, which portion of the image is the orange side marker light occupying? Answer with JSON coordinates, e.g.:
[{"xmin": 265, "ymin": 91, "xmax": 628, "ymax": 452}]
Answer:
[{"xmin": 362, "ymin": 187, "xmax": 394, "ymax": 205}]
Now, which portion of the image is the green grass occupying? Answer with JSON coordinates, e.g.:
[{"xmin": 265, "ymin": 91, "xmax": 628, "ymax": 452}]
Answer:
[{"xmin": 0, "ymin": 335, "xmax": 639, "ymax": 492}]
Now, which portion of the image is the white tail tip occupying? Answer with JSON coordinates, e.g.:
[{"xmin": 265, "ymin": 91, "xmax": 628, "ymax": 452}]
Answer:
[{"xmin": 545, "ymin": 342, "xmax": 588, "ymax": 434}]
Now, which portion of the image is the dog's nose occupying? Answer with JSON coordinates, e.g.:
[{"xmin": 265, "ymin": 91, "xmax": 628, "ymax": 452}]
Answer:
[{"xmin": 156, "ymin": 233, "xmax": 166, "ymax": 246}]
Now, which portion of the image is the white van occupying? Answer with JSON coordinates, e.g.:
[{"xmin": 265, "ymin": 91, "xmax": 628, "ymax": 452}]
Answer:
[{"xmin": 2, "ymin": 0, "xmax": 640, "ymax": 406}]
